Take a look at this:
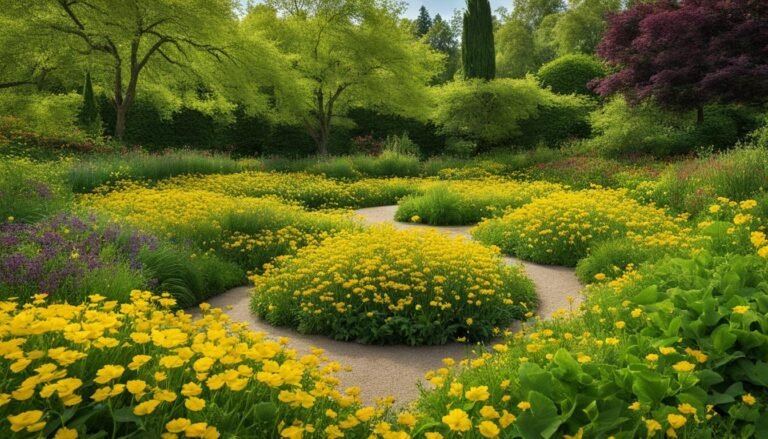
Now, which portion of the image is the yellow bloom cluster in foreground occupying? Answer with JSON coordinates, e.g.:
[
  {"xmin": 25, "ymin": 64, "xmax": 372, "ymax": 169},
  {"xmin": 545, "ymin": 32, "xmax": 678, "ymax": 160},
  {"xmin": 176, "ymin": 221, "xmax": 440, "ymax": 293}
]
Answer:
[
  {"xmin": 0, "ymin": 291, "xmax": 402, "ymax": 438},
  {"xmin": 251, "ymin": 226, "xmax": 536, "ymax": 345}
]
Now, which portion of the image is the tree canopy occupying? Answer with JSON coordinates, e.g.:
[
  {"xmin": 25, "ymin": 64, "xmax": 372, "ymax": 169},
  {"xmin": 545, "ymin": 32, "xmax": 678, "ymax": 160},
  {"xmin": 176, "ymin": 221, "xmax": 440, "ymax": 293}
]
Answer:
[
  {"xmin": 463, "ymin": 0, "xmax": 496, "ymax": 80},
  {"xmin": 594, "ymin": 0, "xmax": 768, "ymax": 123},
  {"xmin": 248, "ymin": 0, "xmax": 441, "ymax": 155}
]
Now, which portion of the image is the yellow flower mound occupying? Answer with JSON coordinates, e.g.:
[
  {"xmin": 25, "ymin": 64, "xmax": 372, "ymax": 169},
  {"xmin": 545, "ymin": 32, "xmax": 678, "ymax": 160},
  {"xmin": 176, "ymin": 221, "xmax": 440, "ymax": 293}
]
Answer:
[
  {"xmin": 472, "ymin": 188, "xmax": 692, "ymax": 266},
  {"xmin": 157, "ymin": 171, "xmax": 420, "ymax": 209},
  {"xmin": 250, "ymin": 225, "xmax": 536, "ymax": 345},
  {"xmin": 0, "ymin": 291, "xmax": 394, "ymax": 437},
  {"xmin": 81, "ymin": 185, "xmax": 353, "ymax": 239}
]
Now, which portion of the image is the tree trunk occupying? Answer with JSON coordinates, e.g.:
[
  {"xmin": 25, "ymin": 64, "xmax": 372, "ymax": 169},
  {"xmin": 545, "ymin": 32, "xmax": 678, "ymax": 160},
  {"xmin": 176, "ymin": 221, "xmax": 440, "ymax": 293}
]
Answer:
[
  {"xmin": 114, "ymin": 105, "xmax": 127, "ymax": 138},
  {"xmin": 317, "ymin": 129, "xmax": 329, "ymax": 156},
  {"xmin": 696, "ymin": 105, "xmax": 704, "ymax": 125}
]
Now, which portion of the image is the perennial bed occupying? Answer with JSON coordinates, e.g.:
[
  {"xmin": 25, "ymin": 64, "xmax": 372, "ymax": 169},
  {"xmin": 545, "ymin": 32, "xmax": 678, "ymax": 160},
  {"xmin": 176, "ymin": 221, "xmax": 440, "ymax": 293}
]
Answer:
[{"xmin": 250, "ymin": 226, "xmax": 536, "ymax": 345}]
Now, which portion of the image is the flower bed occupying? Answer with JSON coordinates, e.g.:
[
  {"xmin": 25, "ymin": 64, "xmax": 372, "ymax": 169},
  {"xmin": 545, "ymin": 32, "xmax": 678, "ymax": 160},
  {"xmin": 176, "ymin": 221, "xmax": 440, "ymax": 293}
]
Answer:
[{"xmin": 251, "ymin": 226, "xmax": 536, "ymax": 345}]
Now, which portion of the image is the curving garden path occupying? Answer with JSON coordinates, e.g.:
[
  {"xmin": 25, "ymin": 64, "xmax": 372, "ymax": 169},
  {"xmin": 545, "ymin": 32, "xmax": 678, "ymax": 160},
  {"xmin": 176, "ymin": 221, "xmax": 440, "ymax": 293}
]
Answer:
[{"xmin": 188, "ymin": 206, "xmax": 582, "ymax": 405}]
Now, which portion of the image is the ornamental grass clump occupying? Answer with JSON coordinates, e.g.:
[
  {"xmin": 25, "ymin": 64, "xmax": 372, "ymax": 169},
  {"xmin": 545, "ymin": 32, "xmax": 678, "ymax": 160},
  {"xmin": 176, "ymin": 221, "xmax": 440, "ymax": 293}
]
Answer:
[
  {"xmin": 250, "ymin": 226, "xmax": 536, "ymax": 346},
  {"xmin": 472, "ymin": 188, "xmax": 692, "ymax": 266},
  {"xmin": 395, "ymin": 179, "xmax": 562, "ymax": 225},
  {"xmin": 0, "ymin": 291, "xmax": 400, "ymax": 438}
]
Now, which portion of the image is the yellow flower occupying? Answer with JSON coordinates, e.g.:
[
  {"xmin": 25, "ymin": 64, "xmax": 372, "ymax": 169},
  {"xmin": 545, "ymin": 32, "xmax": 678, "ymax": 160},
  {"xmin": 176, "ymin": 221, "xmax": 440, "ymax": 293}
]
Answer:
[
  {"xmin": 7, "ymin": 410, "xmax": 45, "ymax": 433},
  {"xmin": 751, "ymin": 231, "xmax": 767, "ymax": 248},
  {"xmin": 54, "ymin": 427, "xmax": 79, "ymax": 439},
  {"xmin": 184, "ymin": 423, "xmax": 209, "ymax": 438},
  {"xmin": 743, "ymin": 393, "xmax": 757, "ymax": 406},
  {"xmin": 577, "ymin": 355, "xmax": 592, "ymax": 364},
  {"xmin": 645, "ymin": 353, "xmax": 659, "ymax": 362},
  {"xmin": 425, "ymin": 433, "xmax": 444, "ymax": 439},
  {"xmin": 93, "ymin": 365, "xmax": 125, "ymax": 384},
  {"xmin": 477, "ymin": 420, "xmax": 500, "ymax": 438},
  {"xmin": 480, "ymin": 405, "xmax": 500, "ymax": 419},
  {"xmin": 645, "ymin": 419, "xmax": 662, "ymax": 436},
  {"xmin": 628, "ymin": 401, "xmax": 641, "ymax": 411},
  {"xmin": 677, "ymin": 403, "xmax": 697, "ymax": 415},
  {"xmin": 733, "ymin": 213, "xmax": 752, "ymax": 225},
  {"xmin": 708, "ymin": 205, "xmax": 721, "ymax": 213},
  {"xmin": 615, "ymin": 321, "xmax": 626, "ymax": 329},
  {"xmin": 465, "ymin": 386, "xmax": 490, "ymax": 402},
  {"xmin": 732, "ymin": 305, "xmax": 749, "ymax": 314},
  {"xmin": 397, "ymin": 412, "xmax": 417, "ymax": 428},
  {"xmin": 133, "ymin": 399, "xmax": 161, "ymax": 416},
  {"xmin": 166, "ymin": 418, "xmax": 192, "ymax": 433},
  {"xmin": 517, "ymin": 401, "xmax": 531, "ymax": 411},
  {"xmin": 126, "ymin": 380, "xmax": 147, "ymax": 395},
  {"xmin": 185, "ymin": 397, "xmax": 206, "ymax": 411},
  {"xmin": 659, "ymin": 347, "xmax": 676, "ymax": 356},
  {"xmin": 667, "ymin": 413, "xmax": 687, "ymax": 429},
  {"xmin": 499, "ymin": 410, "xmax": 516, "ymax": 428},
  {"xmin": 355, "ymin": 407, "xmax": 376, "ymax": 422},
  {"xmin": 672, "ymin": 361, "xmax": 695, "ymax": 373},
  {"xmin": 280, "ymin": 425, "xmax": 304, "ymax": 439},
  {"xmin": 442, "ymin": 409, "xmax": 471, "ymax": 432},
  {"xmin": 594, "ymin": 273, "xmax": 606, "ymax": 281},
  {"xmin": 760, "ymin": 246, "xmax": 768, "ymax": 259},
  {"xmin": 740, "ymin": 200, "xmax": 757, "ymax": 210}
]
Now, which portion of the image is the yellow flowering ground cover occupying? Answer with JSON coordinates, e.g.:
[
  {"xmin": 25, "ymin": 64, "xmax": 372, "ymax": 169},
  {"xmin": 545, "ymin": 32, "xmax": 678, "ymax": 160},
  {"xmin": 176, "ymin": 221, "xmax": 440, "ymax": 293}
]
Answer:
[
  {"xmin": 472, "ymin": 187, "xmax": 693, "ymax": 266},
  {"xmin": 157, "ymin": 172, "xmax": 423, "ymax": 209},
  {"xmin": 394, "ymin": 179, "xmax": 563, "ymax": 225},
  {"xmin": 250, "ymin": 226, "xmax": 536, "ymax": 345},
  {"xmin": 0, "ymin": 291, "xmax": 414, "ymax": 438},
  {"xmin": 79, "ymin": 185, "xmax": 357, "ymax": 275}
]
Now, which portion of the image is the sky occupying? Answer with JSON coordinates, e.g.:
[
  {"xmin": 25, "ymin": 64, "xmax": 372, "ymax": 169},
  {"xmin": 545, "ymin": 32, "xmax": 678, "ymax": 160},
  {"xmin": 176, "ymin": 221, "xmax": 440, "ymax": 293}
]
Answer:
[{"xmin": 405, "ymin": 1, "xmax": 507, "ymax": 20}]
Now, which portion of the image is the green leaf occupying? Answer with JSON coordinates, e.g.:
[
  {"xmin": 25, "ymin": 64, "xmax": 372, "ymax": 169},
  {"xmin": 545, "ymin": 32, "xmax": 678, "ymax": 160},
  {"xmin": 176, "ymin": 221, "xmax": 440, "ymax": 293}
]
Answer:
[
  {"xmin": 515, "ymin": 391, "xmax": 562, "ymax": 439},
  {"xmin": 631, "ymin": 370, "xmax": 669, "ymax": 405},
  {"xmin": 112, "ymin": 407, "xmax": 144, "ymax": 426},
  {"xmin": 252, "ymin": 402, "xmax": 278, "ymax": 423},
  {"xmin": 712, "ymin": 324, "xmax": 737, "ymax": 353},
  {"xmin": 553, "ymin": 349, "xmax": 581, "ymax": 381},
  {"xmin": 632, "ymin": 286, "xmax": 659, "ymax": 305}
]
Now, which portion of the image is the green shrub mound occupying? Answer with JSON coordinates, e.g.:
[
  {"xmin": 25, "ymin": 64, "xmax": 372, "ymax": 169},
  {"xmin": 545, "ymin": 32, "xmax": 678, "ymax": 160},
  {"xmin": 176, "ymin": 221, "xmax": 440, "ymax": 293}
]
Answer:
[
  {"xmin": 250, "ymin": 226, "xmax": 536, "ymax": 345},
  {"xmin": 537, "ymin": 54, "xmax": 607, "ymax": 97}
]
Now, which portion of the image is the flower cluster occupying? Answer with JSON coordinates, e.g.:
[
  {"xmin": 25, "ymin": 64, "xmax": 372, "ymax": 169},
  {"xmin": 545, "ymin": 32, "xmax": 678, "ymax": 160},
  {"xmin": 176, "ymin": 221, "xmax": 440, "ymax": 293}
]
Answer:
[
  {"xmin": 472, "ymin": 187, "xmax": 692, "ymax": 266},
  {"xmin": 0, "ymin": 291, "xmax": 401, "ymax": 438},
  {"xmin": 250, "ymin": 226, "xmax": 536, "ymax": 345}
]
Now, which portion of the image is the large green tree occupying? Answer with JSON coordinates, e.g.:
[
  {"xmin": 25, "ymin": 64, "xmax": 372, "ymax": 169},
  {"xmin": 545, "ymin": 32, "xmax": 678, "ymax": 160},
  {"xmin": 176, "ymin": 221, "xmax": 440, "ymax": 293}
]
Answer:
[
  {"xmin": 415, "ymin": 5, "xmax": 433, "ymax": 37},
  {"xmin": 463, "ymin": 0, "xmax": 496, "ymax": 80},
  {"xmin": 425, "ymin": 14, "xmax": 461, "ymax": 83},
  {"xmin": 3, "ymin": 0, "xmax": 248, "ymax": 138},
  {"xmin": 247, "ymin": 1, "xmax": 440, "ymax": 155},
  {"xmin": 552, "ymin": 0, "xmax": 620, "ymax": 54}
]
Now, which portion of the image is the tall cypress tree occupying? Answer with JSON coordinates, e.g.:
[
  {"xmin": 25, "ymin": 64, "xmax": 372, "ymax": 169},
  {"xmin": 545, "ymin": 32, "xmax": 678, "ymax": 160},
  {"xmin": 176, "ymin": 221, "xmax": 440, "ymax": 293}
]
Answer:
[
  {"xmin": 462, "ymin": 0, "xmax": 496, "ymax": 80},
  {"xmin": 79, "ymin": 71, "xmax": 101, "ymax": 135}
]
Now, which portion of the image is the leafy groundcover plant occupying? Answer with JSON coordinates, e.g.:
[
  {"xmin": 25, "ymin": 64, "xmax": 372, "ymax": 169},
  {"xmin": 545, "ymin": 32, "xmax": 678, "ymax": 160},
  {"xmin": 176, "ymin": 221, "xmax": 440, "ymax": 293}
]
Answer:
[
  {"xmin": 413, "ymin": 251, "xmax": 768, "ymax": 438},
  {"xmin": 251, "ymin": 226, "xmax": 536, "ymax": 345},
  {"xmin": 0, "ymin": 291, "xmax": 410, "ymax": 438}
]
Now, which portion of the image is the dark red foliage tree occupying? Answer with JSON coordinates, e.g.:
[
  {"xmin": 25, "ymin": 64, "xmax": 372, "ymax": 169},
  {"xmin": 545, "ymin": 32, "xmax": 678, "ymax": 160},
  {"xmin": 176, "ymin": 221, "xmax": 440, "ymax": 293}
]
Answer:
[{"xmin": 593, "ymin": 0, "xmax": 768, "ymax": 124}]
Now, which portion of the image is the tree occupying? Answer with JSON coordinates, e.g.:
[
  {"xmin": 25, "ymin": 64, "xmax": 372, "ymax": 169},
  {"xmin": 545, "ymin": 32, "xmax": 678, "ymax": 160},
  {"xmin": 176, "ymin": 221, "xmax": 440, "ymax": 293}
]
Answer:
[
  {"xmin": 551, "ymin": 0, "xmax": 620, "ymax": 55},
  {"xmin": 8, "ymin": 0, "xmax": 241, "ymax": 138},
  {"xmin": 79, "ymin": 71, "xmax": 101, "ymax": 135},
  {"xmin": 415, "ymin": 5, "xmax": 432, "ymax": 37},
  {"xmin": 463, "ymin": 0, "xmax": 496, "ymax": 80},
  {"xmin": 495, "ymin": 19, "xmax": 538, "ymax": 78},
  {"xmin": 594, "ymin": 0, "xmax": 768, "ymax": 124},
  {"xmin": 425, "ymin": 14, "xmax": 460, "ymax": 83},
  {"xmin": 511, "ymin": 0, "xmax": 565, "ymax": 29},
  {"xmin": 248, "ymin": 1, "xmax": 440, "ymax": 155}
]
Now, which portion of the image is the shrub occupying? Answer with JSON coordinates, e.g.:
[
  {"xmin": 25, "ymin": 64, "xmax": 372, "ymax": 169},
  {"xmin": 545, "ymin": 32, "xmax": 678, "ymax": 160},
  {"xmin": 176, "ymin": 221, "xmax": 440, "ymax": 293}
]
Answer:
[
  {"xmin": 250, "ymin": 226, "xmax": 536, "ymax": 345},
  {"xmin": 0, "ymin": 292, "xmax": 394, "ymax": 438},
  {"xmin": 395, "ymin": 179, "xmax": 563, "ymax": 226},
  {"xmin": 537, "ymin": 54, "xmax": 607, "ymax": 96},
  {"xmin": 472, "ymin": 188, "xmax": 693, "ymax": 266},
  {"xmin": 0, "ymin": 158, "xmax": 71, "ymax": 222},
  {"xmin": 381, "ymin": 132, "xmax": 420, "ymax": 156},
  {"xmin": 575, "ymin": 238, "xmax": 672, "ymax": 284}
]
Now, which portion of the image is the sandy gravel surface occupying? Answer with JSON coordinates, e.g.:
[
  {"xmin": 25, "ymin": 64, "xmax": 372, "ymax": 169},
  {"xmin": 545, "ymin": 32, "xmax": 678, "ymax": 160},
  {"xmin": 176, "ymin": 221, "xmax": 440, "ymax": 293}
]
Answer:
[{"xmin": 187, "ymin": 205, "xmax": 582, "ymax": 404}]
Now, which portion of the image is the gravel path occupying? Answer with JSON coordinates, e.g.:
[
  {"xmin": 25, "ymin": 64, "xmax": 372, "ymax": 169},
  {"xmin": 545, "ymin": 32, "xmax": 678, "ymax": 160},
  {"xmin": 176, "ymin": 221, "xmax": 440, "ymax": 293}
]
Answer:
[{"xmin": 188, "ymin": 205, "xmax": 582, "ymax": 405}]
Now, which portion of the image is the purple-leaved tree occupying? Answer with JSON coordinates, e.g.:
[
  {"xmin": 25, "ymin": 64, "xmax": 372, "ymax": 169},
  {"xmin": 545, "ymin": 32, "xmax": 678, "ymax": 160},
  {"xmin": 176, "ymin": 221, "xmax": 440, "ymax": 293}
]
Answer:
[{"xmin": 593, "ymin": 0, "xmax": 768, "ymax": 124}]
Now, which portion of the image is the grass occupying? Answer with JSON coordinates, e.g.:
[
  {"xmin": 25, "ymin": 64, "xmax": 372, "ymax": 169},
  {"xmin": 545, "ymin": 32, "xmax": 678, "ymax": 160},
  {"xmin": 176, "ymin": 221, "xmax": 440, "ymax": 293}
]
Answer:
[{"xmin": 67, "ymin": 150, "xmax": 260, "ymax": 193}]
